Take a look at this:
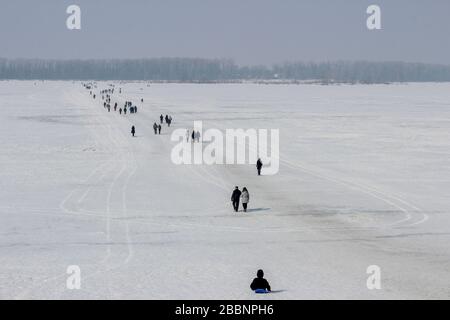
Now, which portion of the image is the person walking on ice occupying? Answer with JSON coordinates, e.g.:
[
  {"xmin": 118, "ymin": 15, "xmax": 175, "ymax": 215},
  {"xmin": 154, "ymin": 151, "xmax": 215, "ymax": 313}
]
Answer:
[
  {"xmin": 250, "ymin": 270, "xmax": 271, "ymax": 293},
  {"xmin": 131, "ymin": 126, "xmax": 136, "ymax": 137},
  {"xmin": 241, "ymin": 187, "xmax": 249, "ymax": 212},
  {"xmin": 160, "ymin": 114, "xmax": 164, "ymax": 124},
  {"xmin": 158, "ymin": 124, "xmax": 162, "ymax": 135},
  {"xmin": 153, "ymin": 123, "xmax": 158, "ymax": 135},
  {"xmin": 256, "ymin": 158, "xmax": 263, "ymax": 176},
  {"xmin": 231, "ymin": 186, "xmax": 241, "ymax": 212}
]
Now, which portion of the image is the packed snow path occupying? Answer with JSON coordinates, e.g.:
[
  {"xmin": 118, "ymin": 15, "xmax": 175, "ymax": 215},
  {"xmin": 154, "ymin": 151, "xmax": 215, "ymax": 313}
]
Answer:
[{"xmin": 1, "ymin": 81, "xmax": 449, "ymax": 299}]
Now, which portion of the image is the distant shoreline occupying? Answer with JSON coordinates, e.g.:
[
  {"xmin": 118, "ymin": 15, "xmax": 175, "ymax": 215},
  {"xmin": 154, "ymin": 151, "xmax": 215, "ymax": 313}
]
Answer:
[
  {"xmin": 2, "ymin": 79, "xmax": 449, "ymax": 85},
  {"xmin": 2, "ymin": 58, "xmax": 450, "ymax": 84}
]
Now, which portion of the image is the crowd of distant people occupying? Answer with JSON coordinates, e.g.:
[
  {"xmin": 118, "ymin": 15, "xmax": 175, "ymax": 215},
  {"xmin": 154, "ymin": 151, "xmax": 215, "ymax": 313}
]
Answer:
[{"xmin": 83, "ymin": 82, "xmax": 272, "ymax": 294}]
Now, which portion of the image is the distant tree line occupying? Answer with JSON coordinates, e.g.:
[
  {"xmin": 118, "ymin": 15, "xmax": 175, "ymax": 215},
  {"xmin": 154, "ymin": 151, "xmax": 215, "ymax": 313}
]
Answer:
[{"xmin": 1, "ymin": 58, "xmax": 450, "ymax": 83}]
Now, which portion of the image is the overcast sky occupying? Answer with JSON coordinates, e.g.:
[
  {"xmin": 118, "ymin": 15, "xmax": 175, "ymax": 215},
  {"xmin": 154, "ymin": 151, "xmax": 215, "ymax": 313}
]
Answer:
[{"xmin": 1, "ymin": 0, "xmax": 449, "ymax": 65}]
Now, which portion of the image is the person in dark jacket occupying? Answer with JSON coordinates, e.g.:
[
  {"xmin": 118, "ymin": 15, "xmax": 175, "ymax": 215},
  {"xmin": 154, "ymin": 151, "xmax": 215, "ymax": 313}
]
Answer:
[
  {"xmin": 158, "ymin": 124, "xmax": 162, "ymax": 135},
  {"xmin": 231, "ymin": 186, "xmax": 242, "ymax": 212},
  {"xmin": 256, "ymin": 158, "xmax": 263, "ymax": 176},
  {"xmin": 250, "ymin": 270, "xmax": 271, "ymax": 292},
  {"xmin": 153, "ymin": 122, "xmax": 158, "ymax": 135},
  {"xmin": 160, "ymin": 114, "xmax": 164, "ymax": 124},
  {"xmin": 131, "ymin": 126, "xmax": 136, "ymax": 137}
]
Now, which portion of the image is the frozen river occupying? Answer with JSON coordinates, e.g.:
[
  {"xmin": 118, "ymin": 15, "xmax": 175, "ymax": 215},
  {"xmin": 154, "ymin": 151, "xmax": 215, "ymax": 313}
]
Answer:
[{"xmin": 0, "ymin": 81, "xmax": 449, "ymax": 299}]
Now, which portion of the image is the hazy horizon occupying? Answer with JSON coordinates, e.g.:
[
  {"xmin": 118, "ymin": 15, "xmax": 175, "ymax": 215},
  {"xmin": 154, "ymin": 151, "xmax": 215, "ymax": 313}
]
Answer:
[{"xmin": 3, "ymin": 57, "xmax": 450, "ymax": 68}]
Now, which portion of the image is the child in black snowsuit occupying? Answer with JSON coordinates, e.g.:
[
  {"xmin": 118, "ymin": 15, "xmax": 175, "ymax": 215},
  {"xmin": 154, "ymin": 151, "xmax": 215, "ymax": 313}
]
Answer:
[{"xmin": 250, "ymin": 270, "xmax": 271, "ymax": 292}]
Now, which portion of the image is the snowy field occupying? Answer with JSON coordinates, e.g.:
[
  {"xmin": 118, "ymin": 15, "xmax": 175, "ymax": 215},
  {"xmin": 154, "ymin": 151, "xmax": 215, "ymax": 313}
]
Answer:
[{"xmin": 1, "ymin": 81, "xmax": 450, "ymax": 299}]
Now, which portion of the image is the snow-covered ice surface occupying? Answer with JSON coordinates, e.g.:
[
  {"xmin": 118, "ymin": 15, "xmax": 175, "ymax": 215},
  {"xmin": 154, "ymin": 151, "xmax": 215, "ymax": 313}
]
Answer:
[{"xmin": 1, "ymin": 81, "xmax": 449, "ymax": 299}]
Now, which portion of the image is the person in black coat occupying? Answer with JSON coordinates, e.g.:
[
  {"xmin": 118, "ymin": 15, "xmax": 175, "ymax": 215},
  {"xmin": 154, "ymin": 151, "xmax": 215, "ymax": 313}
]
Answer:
[
  {"xmin": 131, "ymin": 126, "xmax": 136, "ymax": 137},
  {"xmin": 231, "ymin": 186, "xmax": 241, "ymax": 212},
  {"xmin": 256, "ymin": 158, "xmax": 263, "ymax": 176},
  {"xmin": 250, "ymin": 270, "xmax": 271, "ymax": 292}
]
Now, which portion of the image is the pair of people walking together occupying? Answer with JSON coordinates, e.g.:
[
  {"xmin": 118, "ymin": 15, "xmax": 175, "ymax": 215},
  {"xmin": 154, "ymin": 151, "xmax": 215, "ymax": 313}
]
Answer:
[{"xmin": 231, "ymin": 186, "xmax": 250, "ymax": 212}]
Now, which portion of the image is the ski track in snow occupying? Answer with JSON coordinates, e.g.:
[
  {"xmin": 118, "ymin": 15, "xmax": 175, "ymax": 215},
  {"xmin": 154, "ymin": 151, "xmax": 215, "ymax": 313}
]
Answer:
[
  {"xmin": 185, "ymin": 115, "xmax": 429, "ymax": 231},
  {"xmin": 2, "ymin": 81, "xmax": 450, "ymax": 299}
]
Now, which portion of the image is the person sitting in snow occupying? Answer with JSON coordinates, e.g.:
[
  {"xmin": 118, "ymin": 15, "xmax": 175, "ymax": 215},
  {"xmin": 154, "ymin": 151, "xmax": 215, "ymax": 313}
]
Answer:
[{"xmin": 250, "ymin": 269, "xmax": 271, "ymax": 293}]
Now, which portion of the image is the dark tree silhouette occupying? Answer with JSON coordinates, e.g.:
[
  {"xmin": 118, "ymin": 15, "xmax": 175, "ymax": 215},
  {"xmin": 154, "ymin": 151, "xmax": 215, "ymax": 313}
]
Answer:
[{"xmin": 1, "ymin": 58, "xmax": 450, "ymax": 83}]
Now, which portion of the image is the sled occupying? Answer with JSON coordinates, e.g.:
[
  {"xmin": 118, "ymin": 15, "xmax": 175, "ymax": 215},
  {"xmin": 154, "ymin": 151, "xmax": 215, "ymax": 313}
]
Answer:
[{"xmin": 254, "ymin": 289, "xmax": 269, "ymax": 294}]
